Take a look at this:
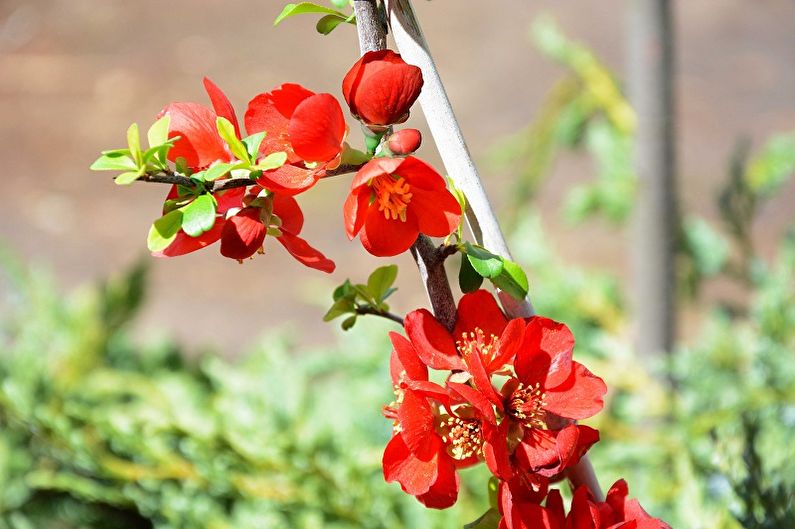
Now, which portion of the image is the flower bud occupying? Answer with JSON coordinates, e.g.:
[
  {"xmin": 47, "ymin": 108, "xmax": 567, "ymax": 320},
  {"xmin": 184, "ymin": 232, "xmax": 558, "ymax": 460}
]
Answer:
[
  {"xmin": 342, "ymin": 50, "xmax": 423, "ymax": 128},
  {"xmin": 386, "ymin": 129, "xmax": 422, "ymax": 156}
]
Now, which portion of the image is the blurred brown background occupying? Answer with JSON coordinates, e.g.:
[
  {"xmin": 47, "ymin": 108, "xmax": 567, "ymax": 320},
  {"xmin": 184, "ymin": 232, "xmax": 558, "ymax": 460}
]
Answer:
[{"xmin": 1, "ymin": 0, "xmax": 794, "ymax": 354}]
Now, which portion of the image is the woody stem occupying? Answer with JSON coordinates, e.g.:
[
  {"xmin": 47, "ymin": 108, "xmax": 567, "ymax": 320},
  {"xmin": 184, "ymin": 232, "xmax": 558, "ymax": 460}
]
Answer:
[{"xmin": 355, "ymin": 0, "xmax": 604, "ymax": 500}]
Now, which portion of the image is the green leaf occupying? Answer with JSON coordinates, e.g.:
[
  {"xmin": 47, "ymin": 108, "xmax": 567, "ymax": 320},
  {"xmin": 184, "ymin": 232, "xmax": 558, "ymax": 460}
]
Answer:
[
  {"xmin": 204, "ymin": 162, "xmax": 236, "ymax": 182},
  {"xmin": 127, "ymin": 123, "xmax": 142, "ymax": 166},
  {"xmin": 147, "ymin": 210, "xmax": 183, "ymax": 253},
  {"xmin": 333, "ymin": 280, "xmax": 355, "ymax": 301},
  {"xmin": 114, "ymin": 171, "xmax": 140, "ymax": 185},
  {"xmin": 255, "ymin": 152, "xmax": 288, "ymax": 171},
  {"xmin": 341, "ymin": 315, "xmax": 357, "ymax": 331},
  {"xmin": 90, "ymin": 152, "xmax": 138, "ymax": 172},
  {"xmin": 340, "ymin": 145, "xmax": 372, "ymax": 166},
  {"xmin": 216, "ymin": 117, "xmax": 249, "ymax": 163},
  {"xmin": 492, "ymin": 258, "xmax": 529, "ymax": 300},
  {"xmin": 316, "ymin": 14, "xmax": 347, "ymax": 34},
  {"xmin": 464, "ymin": 509, "xmax": 501, "ymax": 529},
  {"xmin": 147, "ymin": 115, "xmax": 171, "ymax": 148},
  {"xmin": 329, "ymin": 0, "xmax": 348, "ymax": 7},
  {"xmin": 367, "ymin": 265, "xmax": 398, "ymax": 300},
  {"xmin": 180, "ymin": 194, "xmax": 217, "ymax": 237},
  {"xmin": 323, "ymin": 298, "xmax": 355, "ymax": 321},
  {"xmin": 464, "ymin": 242, "xmax": 504, "ymax": 279},
  {"xmin": 274, "ymin": 2, "xmax": 349, "ymax": 26},
  {"xmin": 459, "ymin": 252, "xmax": 484, "ymax": 293},
  {"xmin": 242, "ymin": 132, "xmax": 267, "ymax": 161}
]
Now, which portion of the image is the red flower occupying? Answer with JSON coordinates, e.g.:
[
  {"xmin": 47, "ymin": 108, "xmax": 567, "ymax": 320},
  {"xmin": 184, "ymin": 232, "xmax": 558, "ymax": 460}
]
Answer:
[
  {"xmin": 161, "ymin": 78, "xmax": 346, "ymax": 194},
  {"xmin": 382, "ymin": 332, "xmax": 462, "ymax": 509},
  {"xmin": 568, "ymin": 480, "xmax": 672, "ymax": 529},
  {"xmin": 498, "ymin": 480, "xmax": 562, "ymax": 529},
  {"xmin": 154, "ymin": 187, "xmax": 335, "ymax": 272},
  {"xmin": 344, "ymin": 156, "xmax": 462, "ymax": 256},
  {"xmin": 245, "ymin": 83, "xmax": 348, "ymax": 193},
  {"xmin": 342, "ymin": 50, "xmax": 423, "ymax": 127}
]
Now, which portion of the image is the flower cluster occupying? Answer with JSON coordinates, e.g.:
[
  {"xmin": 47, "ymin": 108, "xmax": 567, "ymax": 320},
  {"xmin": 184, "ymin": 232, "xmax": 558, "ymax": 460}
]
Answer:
[
  {"xmin": 96, "ymin": 49, "xmax": 462, "ymax": 266},
  {"xmin": 382, "ymin": 290, "xmax": 670, "ymax": 528}
]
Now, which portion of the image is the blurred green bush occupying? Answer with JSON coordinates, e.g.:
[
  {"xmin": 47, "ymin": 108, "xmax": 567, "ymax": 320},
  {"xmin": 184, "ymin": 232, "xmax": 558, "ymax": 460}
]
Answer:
[{"xmin": 0, "ymin": 257, "xmax": 488, "ymax": 528}]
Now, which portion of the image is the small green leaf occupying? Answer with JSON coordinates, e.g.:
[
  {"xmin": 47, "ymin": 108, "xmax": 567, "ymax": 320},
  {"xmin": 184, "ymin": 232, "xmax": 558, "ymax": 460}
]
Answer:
[
  {"xmin": 216, "ymin": 117, "xmax": 249, "ymax": 163},
  {"xmin": 114, "ymin": 171, "xmax": 140, "ymax": 185},
  {"xmin": 341, "ymin": 314, "xmax": 357, "ymax": 331},
  {"xmin": 464, "ymin": 242, "xmax": 504, "ymax": 279},
  {"xmin": 367, "ymin": 265, "xmax": 398, "ymax": 300},
  {"xmin": 492, "ymin": 258, "xmax": 529, "ymax": 300},
  {"xmin": 274, "ymin": 2, "xmax": 349, "ymax": 26},
  {"xmin": 255, "ymin": 152, "xmax": 288, "ymax": 171},
  {"xmin": 459, "ymin": 252, "xmax": 484, "ymax": 293},
  {"xmin": 316, "ymin": 14, "xmax": 347, "ymax": 34},
  {"xmin": 242, "ymin": 132, "xmax": 267, "ymax": 160},
  {"xmin": 323, "ymin": 298, "xmax": 355, "ymax": 321},
  {"xmin": 340, "ymin": 145, "xmax": 372, "ymax": 166},
  {"xmin": 204, "ymin": 162, "xmax": 236, "ymax": 182},
  {"xmin": 90, "ymin": 152, "xmax": 138, "ymax": 171},
  {"xmin": 333, "ymin": 280, "xmax": 355, "ymax": 302},
  {"xmin": 127, "ymin": 123, "xmax": 142, "ymax": 166},
  {"xmin": 180, "ymin": 194, "xmax": 217, "ymax": 237},
  {"xmin": 147, "ymin": 210, "xmax": 183, "ymax": 253},
  {"xmin": 329, "ymin": 0, "xmax": 348, "ymax": 8},
  {"xmin": 147, "ymin": 115, "xmax": 171, "ymax": 148},
  {"xmin": 142, "ymin": 143, "xmax": 174, "ymax": 166}
]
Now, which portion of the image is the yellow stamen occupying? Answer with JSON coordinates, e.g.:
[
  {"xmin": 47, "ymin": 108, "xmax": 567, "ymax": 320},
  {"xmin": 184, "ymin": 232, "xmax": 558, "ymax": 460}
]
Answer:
[{"xmin": 371, "ymin": 174, "xmax": 412, "ymax": 222}]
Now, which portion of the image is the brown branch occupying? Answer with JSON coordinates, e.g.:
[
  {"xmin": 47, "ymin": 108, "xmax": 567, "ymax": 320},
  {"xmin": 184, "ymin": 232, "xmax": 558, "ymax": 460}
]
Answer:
[
  {"xmin": 126, "ymin": 163, "xmax": 366, "ymax": 194},
  {"xmin": 354, "ymin": 306, "xmax": 405, "ymax": 325}
]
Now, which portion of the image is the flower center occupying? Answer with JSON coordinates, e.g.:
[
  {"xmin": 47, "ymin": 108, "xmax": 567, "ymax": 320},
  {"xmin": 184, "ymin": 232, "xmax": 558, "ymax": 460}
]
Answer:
[
  {"xmin": 456, "ymin": 327, "xmax": 499, "ymax": 365},
  {"xmin": 508, "ymin": 383, "xmax": 547, "ymax": 429},
  {"xmin": 371, "ymin": 174, "xmax": 412, "ymax": 221},
  {"xmin": 442, "ymin": 416, "xmax": 484, "ymax": 460}
]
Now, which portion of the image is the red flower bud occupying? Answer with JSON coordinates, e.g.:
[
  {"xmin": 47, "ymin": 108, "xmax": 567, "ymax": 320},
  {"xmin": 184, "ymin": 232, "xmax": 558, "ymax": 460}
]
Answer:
[
  {"xmin": 387, "ymin": 128, "xmax": 422, "ymax": 156},
  {"xmin": 342, "ymin": 50, "xmax": 423, "ymax": 127}
]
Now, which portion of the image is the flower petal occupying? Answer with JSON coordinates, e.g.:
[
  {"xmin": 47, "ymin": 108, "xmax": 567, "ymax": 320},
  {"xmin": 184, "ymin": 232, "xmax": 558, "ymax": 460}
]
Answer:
[
  {"xmin": 416, "ymin": 453, "xmax": 459, "ymax": 509},
  {"xmin": 276, "ymin": 232, "xmax": 335, "ymax": 273},
  {"xmin": 154, "ymin": 222, "xmax": 224, "ymax": 258},
  {"xmin": 383, "ymin": 434, "xmax": 438, "ymax": 497},
  {"xmin": 272, "ymin": 194, "xmax": 304, "ymax": 234},
  {"xmin": 289, "ymin": 93, "xmax": 346, "ymax": 163},
  {"xmin": 220, "ymin": 208, "xmax": 266, "ymax": 260},
  {"xmin": 515, "ymin": 317, "xmax": 575, "ymax": 388},
  {"xmin": 245, "ymin": 83, "xmax": 314, "ymax": 162},
  {"xmin": 390, "ymin": 332, "xmax": 428, "ymax": 385},
  {"xmin": 543, "ymin": 361, "xmax": 606, "ymax": 420},
  {"xmin": 343, "ymin": 186, "xmax": 370, "ymax": 239},
  {"xmin": 203, "ymin": 77, "xmax": 240, "ymax": 138},
  {"xmin": 410, "ymin": 187, "xmax": 462, "ymax": 238},
  {"xmin": 161, "ymin": 102, "xmax": 230, "ymax": 168},
  {"xmin": 256, "ymin": 164, "xmax": 322, "ymax": 195},
  {"xmin": 359, "ymin": 205, "xmax": 419, "ymax": 257},
  {"xmin": 404, "ymin": 309, "xmax": 465, "ymax": 370},
  {"xmin": 454, "ymin": 290, "xmax": 510, "ymax": 340}
]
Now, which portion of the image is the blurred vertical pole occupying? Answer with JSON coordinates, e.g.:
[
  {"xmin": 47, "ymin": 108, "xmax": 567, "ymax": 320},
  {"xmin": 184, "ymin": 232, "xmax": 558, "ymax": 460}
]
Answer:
[{"xmin": 628, "ymin": 0, "xmax": 678, "ymax": 361}]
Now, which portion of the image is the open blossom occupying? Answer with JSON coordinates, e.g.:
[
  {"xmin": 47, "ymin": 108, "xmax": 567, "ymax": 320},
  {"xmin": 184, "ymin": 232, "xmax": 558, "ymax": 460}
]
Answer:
[
  {"xmin": 161, "ymin": 78, "xmax": 346, "ymax": 194},
  {"xmin": 383, "ymin": 290, "xmax": 606, "ymax": 505},
  {"xmin": 499, "ymin": 479, "xmax": 672, "ymax": 529},
  {"xmin": 344, "ymin": 156, "xmax": 462, "ymax": 256},
  {"xmin": 154, "ymin": 186, "xmax": 335, "ymax": 272},
  {"xmin": 342, "ymin": 50, "xmax": 424, "ymax": 127},
  {"xmin": 382, "ymin": 332, "xmax": 463, "ymax": 509}
]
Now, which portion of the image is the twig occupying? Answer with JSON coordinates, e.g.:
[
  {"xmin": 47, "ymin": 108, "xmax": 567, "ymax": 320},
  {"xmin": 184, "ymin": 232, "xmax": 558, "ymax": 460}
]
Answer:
[
  {"xmin": 354, "ymin": 306, "xmax": 405, "ymax": 325},
  {"xmin": 352, "ymin": 0, "xmax": 457, "ymax": 332},
  {"xmin": 126, "ymin": 163, "xmax": 366, "ymax": 193},
  {"xmin": 382, "ymin": 0, "xmax": 603, "ymax": 500}
]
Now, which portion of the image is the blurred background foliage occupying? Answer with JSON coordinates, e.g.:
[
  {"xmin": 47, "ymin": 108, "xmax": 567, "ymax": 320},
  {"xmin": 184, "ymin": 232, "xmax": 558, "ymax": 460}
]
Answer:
[{"xmin": 1, "ymin": 13, "xmax": 794, "ymax": 529}]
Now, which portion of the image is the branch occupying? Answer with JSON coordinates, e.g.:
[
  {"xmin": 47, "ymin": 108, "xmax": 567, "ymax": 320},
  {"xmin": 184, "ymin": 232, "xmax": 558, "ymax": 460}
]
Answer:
[
  {"xmin": 383, "ymin": 0, "xmax": 603, "ymax": 500},
  {"xmin": 126, "ymin": 163, "xmax": 366, "ymax": 193},
  {"xmin": 354, "ymin": 306, "xmax": 405, "ymax": 325},
  {"xmin": 352, "ymin": 0, "xmax": 457, "ymax": 332}
]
